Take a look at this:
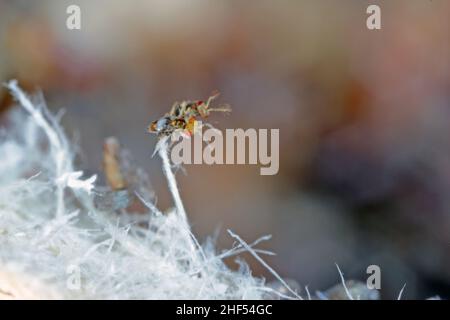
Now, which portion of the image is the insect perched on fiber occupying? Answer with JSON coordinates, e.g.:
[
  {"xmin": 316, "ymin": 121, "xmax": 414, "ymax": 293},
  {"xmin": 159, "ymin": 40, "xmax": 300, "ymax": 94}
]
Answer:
[{"xmin": 147, "ymin": 91, "xmax": 231, "ymax": 138}]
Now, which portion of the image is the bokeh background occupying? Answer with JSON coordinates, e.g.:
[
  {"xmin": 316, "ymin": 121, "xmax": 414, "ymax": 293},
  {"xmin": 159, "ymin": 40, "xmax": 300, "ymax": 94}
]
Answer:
[{"xmin": 1, "ymin": 0, "xmax": 449, "ymax": 299}]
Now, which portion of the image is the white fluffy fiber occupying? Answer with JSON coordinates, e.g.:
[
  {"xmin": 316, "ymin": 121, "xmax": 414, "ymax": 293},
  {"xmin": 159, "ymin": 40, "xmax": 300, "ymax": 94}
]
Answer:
[{"xmin": 0, "ymin": 81, "xmax": 299, "ymax": 300}]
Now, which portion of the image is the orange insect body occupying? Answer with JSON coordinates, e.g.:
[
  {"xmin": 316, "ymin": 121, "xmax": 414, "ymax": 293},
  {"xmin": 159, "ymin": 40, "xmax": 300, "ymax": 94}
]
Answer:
[{"xmin": 147, "ymin": 92, "xmax": 230, "ymax": 137}]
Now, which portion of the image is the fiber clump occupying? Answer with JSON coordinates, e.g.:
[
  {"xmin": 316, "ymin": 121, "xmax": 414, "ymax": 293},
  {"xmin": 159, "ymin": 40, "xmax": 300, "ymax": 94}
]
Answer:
[{"xmin": 0, "ymin": 81, "xmax": 293, "ymax": 300}]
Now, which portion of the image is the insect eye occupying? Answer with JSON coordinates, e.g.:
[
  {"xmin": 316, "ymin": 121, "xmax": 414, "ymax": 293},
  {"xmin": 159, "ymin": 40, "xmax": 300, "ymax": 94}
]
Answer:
[{"xmin": 148, "ymin": 121, "xmax": 157, "ymax": 132}]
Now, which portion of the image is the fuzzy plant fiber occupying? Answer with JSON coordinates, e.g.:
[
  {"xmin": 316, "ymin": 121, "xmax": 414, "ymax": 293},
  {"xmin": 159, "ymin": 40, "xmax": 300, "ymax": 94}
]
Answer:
[{"xmin": 0, "ymin": 81, "xmax": 299, "ymax": 300}]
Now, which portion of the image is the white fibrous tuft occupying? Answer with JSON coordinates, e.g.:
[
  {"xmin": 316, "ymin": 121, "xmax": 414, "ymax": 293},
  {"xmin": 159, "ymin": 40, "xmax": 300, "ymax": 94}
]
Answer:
[
  {"xmin": 0, "ymin": 81, "xmax": 299, "ymax": 300},
  {"xmin": 56, "ymin": 171, "xmax": 97, "ymax": 195}
]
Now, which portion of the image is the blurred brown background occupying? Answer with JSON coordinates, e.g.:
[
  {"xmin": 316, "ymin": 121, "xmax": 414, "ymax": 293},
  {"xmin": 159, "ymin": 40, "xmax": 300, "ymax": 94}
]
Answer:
[{"xmin": 1, "ymin": 0, "xmax": 449, "ymax": 299}]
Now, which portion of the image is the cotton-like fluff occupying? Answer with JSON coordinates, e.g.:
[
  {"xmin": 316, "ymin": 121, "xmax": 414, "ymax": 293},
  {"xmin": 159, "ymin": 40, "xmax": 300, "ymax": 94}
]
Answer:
[{"xmin": 0, "ymin": 81, "xmax": 300, "ymax": 300}]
